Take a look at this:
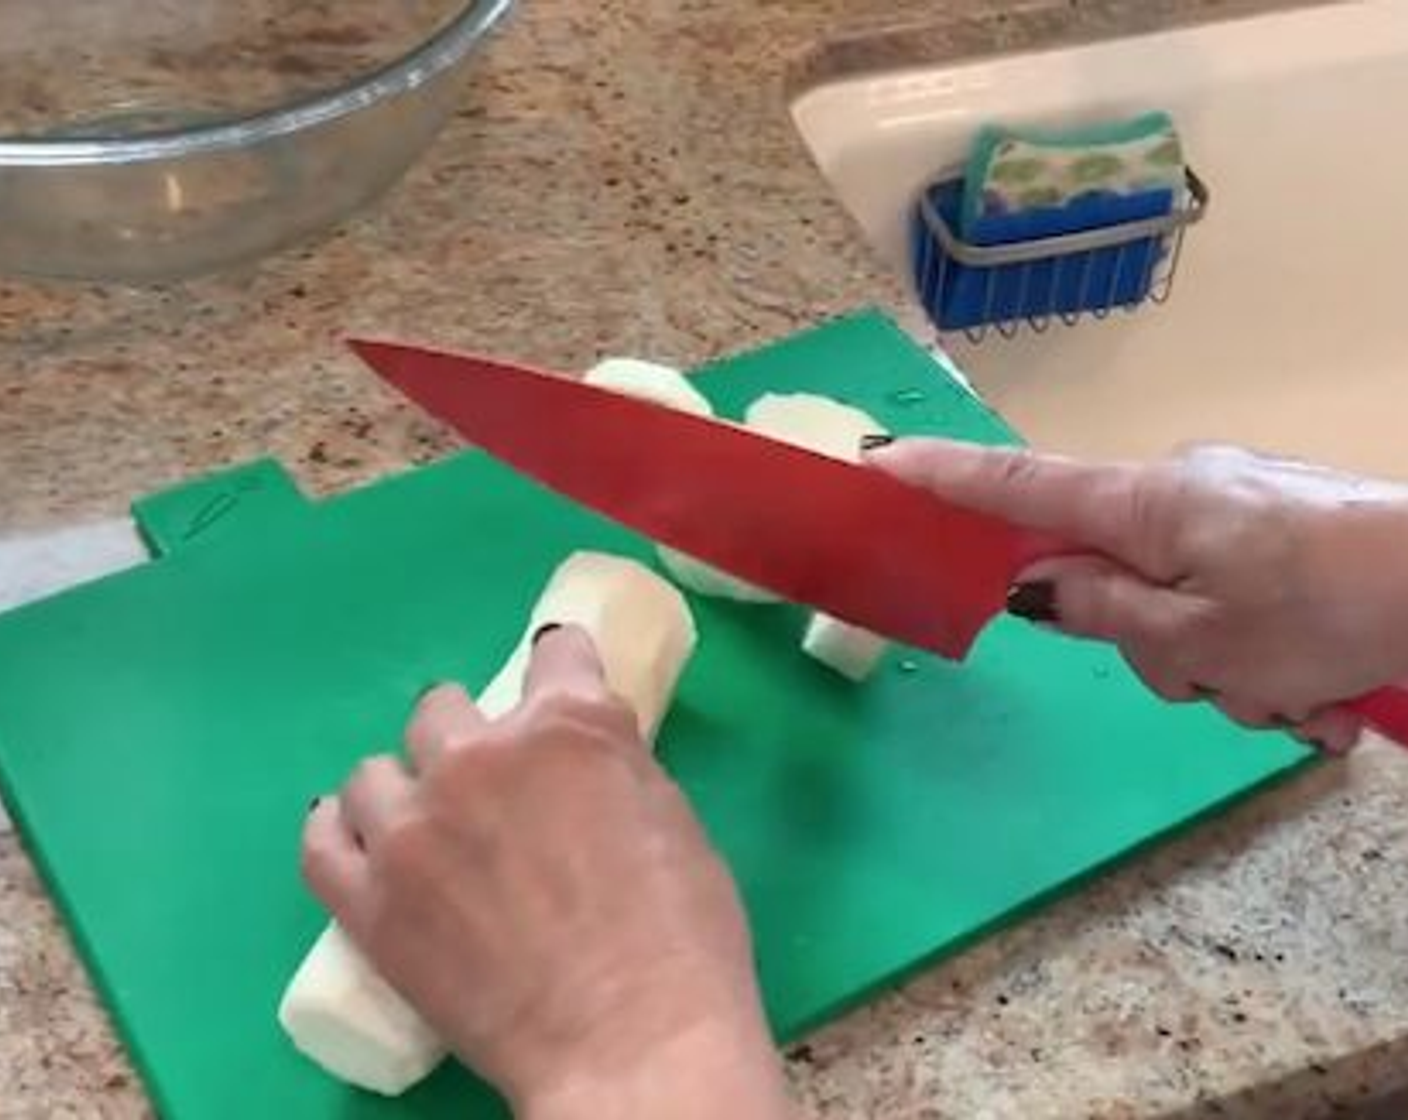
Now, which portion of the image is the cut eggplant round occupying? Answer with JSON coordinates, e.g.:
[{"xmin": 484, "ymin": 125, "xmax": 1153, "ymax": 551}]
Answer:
[
  {"xmin": 584, "ymin": 357, "xmax": 714, "ymax": 418},
  {"xmin": 743, "ymin": 392, "xmax": 895, "ymax": 681},
  {"xmin": 744, "ymin": 392, "xmax": 882, "ymax": 462}
]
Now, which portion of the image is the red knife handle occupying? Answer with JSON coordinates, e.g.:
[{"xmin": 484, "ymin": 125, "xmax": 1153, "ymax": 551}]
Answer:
[{"xmin": 1343, "ymin": 685, "xmax": 1408, "ymax": 747}]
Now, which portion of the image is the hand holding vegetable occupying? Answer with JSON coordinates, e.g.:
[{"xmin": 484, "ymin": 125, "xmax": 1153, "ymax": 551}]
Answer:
[{"xmin": 301, "ymin": 626, "xmax": 794, "ymax": 1120}]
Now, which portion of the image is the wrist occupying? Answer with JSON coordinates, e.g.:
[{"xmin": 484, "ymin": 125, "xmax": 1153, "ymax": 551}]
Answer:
[{"xmin": 518, "ymin": 1013, "xmax": 794, "ymax": 1120}]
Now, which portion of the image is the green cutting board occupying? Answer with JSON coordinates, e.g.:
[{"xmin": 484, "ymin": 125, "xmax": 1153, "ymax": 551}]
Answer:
[{"xmin": 0, "ymin": 311, "xmax": 1308, "ymax": 1118}]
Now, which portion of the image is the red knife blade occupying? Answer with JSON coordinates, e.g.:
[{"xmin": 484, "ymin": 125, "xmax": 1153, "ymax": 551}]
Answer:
[{"xmin": 350, "ymin": 339, "xmax": 1051, "ymax": 660}]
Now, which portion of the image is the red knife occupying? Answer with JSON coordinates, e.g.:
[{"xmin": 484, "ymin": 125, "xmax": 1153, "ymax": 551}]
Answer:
[{"xmin": 351, "ymin": 339, "xmax": 1408, "ymax": 747}]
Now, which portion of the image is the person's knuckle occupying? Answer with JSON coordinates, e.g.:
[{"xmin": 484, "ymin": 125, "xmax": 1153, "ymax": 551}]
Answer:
[
  {"xmin": 347, "ymin": 754, "xmax": 392, "ymax": 791},
  {"xmin": 534, "ymin": 687, "xmax": 602, "ymax": 725},
  {"xmin": 374, "ymin": 814, "xmax": 434, "ymax": 880},
  {"xmin": 1126, "ymin": 467, "xmax": 1170, "ymax": 529},
  {"xmin": 419, "ymin": 723, "xmax": 466, "ymax": 760},
  {"xmin": 1165, "ymin": 494, "xmax": 1229, "ymax": 563},
  {"xmin": 1147, "ymin": 599, "xmax": 1203, "ymax": 650},
  {"xmin": 536, "ymin": 685, "xmax": 635, "ymax": 736},
  {"xmin": 1106, "ymin": 465, "xmax": 1177, "ymax": 557},
  {"xmin": 406, "ymin": 705, "xmax": 440, "ymax": 741},
  {"xmin": 432, "ymin": 738, "xmax": 499, "ymax": 795},
  {"xmin": 991, "ymin": 448, "xmax": 1041, "ymax": 490},
  {"xmin": 1163, "ymin": 448, "xmax": 1301, "ymax": 567},
  {"xmin": 1078, "ymin": 581, "xmax": 1125, "ymax": 639}
]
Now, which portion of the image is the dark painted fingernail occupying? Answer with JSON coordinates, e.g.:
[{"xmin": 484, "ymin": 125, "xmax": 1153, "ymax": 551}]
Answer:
[
  {"xmin": 307, "ymin": 796, "xmax": 322, "ymax": 814},
  {"xmin": 860, "ymin": 433, "xmax": 894, "ymax": 452},
  {"xmin": 1006, "ymin": 580, "xmax": 1058, "ymax": 624},
  {"xmin": 532, "ymin": 622, "xmax": 563, "ymax": 646}
]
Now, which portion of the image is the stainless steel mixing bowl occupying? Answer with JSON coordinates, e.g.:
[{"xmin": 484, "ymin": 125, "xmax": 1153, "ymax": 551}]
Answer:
[{"xmin": 0, "ymin": 0, "xmax": 513, "ymax": 282}]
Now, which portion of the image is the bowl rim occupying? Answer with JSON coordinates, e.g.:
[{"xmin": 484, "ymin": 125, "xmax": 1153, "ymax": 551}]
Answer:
[{"xmin": 0, "ymin": 0, "xmax": 513, "ymax": 167}]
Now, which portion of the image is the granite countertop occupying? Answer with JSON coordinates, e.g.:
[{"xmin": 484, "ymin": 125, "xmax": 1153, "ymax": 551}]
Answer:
[{"xmin": 5, "ymin": 1, "xmax": 1408, "ymax": 1117}]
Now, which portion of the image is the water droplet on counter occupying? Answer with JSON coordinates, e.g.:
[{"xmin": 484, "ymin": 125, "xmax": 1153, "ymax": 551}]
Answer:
[
  {"xmin": 899, "ymin": 659, "xmax": 920, "ymax": 674},
  {"xmin": 888, "ymin": 387, "xmax": 928, "ymax": 407}
]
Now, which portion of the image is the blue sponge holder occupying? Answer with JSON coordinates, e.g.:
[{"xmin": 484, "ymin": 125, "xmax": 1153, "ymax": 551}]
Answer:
[{"xmin": 911, "ymin": 167, "xmax": 1209, "ymax": 340}]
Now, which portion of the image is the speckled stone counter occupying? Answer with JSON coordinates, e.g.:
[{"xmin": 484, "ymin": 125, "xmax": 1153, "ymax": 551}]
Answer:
[{"xmin": 4, "ymin": 1, "xmax": 1404, "ymax": 1117}]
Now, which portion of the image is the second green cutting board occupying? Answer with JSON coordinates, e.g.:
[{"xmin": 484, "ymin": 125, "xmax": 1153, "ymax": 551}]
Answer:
[{"xmin": 0, "ymin": 310, "xmax": 1310, "ymax": 1118}]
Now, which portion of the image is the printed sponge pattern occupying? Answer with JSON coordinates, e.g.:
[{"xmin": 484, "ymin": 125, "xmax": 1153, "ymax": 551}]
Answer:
[{"xmin": 980, "ymin": 125, "xmax": 1185, "ymax": 216}]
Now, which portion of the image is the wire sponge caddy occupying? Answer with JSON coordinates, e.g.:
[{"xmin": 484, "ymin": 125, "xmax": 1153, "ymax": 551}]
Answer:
[{"xmin": 911, "ymin": 167, "xmax": 1210, "ymax": 342}]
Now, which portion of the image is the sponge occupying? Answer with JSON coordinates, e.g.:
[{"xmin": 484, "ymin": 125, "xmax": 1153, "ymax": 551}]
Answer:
[{"xmin": 961, "ymin": 111, "xmax": 1185, "ymax": 237}]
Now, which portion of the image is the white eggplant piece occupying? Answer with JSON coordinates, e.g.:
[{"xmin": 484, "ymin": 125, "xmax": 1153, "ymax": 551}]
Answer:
[
  {"xmin": 743, "ymin": 393, "xmax": 893, "ymax": 681},
  {"xmin": 583, "ymin": 357, "xmax": 714, "ymax": 418},
  {"xmin": 277, "ymin": 925, "xmax": 442, "ymax": 1097},
  {"xmin": 743, "ymin": 392, "xmax": 881, "ymax": 460},
  {"xmin": 800, "ymin": 615, "xmax": 889, "ymax": 682}
]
